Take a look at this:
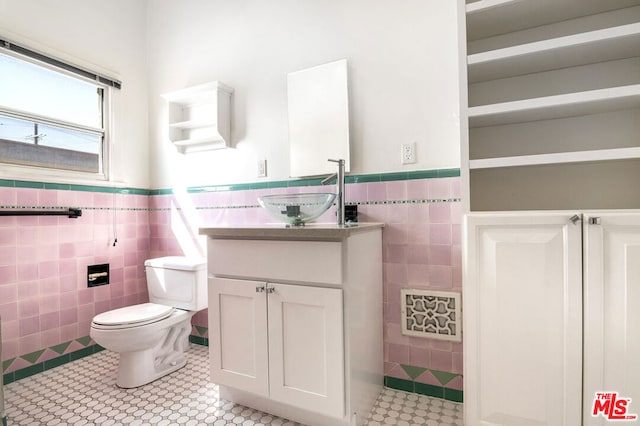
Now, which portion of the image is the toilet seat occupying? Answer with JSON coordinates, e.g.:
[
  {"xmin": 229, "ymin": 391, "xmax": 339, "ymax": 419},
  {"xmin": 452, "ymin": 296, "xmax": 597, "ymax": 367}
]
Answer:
[{"xmin": 92, "ymin": 303, "xmax": 175, "ymax": 330}]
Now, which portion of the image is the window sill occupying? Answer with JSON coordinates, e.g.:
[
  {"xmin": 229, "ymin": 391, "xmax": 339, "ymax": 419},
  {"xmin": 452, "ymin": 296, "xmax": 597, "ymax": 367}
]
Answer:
[{"xmin": 0, "ymin": 162, "xmax": 109, "ymax": 189}]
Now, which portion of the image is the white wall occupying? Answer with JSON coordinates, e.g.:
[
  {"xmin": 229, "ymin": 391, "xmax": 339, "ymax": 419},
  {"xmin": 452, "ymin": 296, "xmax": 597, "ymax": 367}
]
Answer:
[
  {"xmin": 0, "ymin": 1, "xmax": 462, "ymax": 190},
  {"xmin": 0, "ymin": 0, "xmax": 150, "ymax": 189},
  {"xmin": 147, "ymin": 0, "xmax": 461, "ymax": 189}
]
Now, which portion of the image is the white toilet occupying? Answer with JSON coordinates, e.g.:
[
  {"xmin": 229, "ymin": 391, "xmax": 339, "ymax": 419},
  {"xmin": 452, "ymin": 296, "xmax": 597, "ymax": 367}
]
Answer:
[{"xmin": 90, "ymin": 256, "xmax": 207, "ymax": 388}]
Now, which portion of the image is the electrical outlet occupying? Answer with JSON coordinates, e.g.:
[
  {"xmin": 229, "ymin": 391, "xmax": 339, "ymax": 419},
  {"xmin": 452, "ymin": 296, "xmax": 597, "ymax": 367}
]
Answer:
[
  {"xmin": 257, "ymin": 159, "xmax": 267, "ymax": 177},
  {"xmin": 401, "ymin": 142, "xmax": 416, "ymax": 164}
]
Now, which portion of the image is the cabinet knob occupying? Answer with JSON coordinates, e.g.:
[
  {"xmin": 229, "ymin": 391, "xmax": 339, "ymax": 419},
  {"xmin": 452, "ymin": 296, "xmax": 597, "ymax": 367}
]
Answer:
[
  {"xmin": 256, "ymin": 286, "xmax": 265, "ymax": 293},
  {"xmin": 266, "ymin": 287, "xmax": 275, "ymax": 294}
]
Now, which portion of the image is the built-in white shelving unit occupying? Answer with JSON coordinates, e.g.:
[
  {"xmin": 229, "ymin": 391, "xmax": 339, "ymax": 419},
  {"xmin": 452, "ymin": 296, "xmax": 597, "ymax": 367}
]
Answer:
[
  {"xmin": 463, "ymin": 0, "xmax": 640, "ymax": 211},
  {"xmin": 162, "ymin": 81, "xmax": 233, "ymax": 153},
  {"xmin": 462, "ymin": 4, "xmax": 640, "ymax": 426}
]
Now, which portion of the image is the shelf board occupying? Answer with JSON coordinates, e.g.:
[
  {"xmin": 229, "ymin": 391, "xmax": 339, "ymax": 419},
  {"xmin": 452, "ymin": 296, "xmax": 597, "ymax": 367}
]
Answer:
[
  {"xmin": 466, "ymin": 0, "xmax": 640, "ymax": 41},
  {"xmin": 169, "ymin": 119, "xmax": 216, "ymax": 130},
  {"xmin": 466, "ymin": 0, "xmax": 517, "ymax": 14},
  {"xmin": 171, "ymin": 136, "xmax": 230, "ymax": 153},
  {"xmin": 468, "ymin": 23, "xmax": 640, "ymax": 83},
  {"xmin": 162, "ymin": 81, "xmax": 233, "ymax": 105},
  {"xmin": 469, "ymin": 147, "xmax": 640, "ymax": 169},
  {"xmin": 468, "ymin": 84, "xmax": 640, "ymax": 127}
]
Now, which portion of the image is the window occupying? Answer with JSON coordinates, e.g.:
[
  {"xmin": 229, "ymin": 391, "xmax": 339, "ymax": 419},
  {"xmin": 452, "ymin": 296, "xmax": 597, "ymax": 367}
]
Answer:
[{"xmin": 0, "ymin": 41, "xmax": 119, "ymax": 178}]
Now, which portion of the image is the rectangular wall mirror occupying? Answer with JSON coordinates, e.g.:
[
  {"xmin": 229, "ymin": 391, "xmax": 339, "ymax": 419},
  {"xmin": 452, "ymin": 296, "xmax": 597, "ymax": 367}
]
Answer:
[{"xmin": 287, "ymin": 59, "xmax": 350, "ymax": 178}]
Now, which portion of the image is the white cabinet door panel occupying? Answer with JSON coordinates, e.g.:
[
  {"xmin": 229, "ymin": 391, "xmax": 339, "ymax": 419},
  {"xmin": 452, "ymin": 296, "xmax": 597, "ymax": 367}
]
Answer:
[
  {"xmin": 209, "ymin": 278, "xmax": 269, "ymax": 397},
  {"xmin": 584, "ymin": 213, "xmax": 640, "ymax": 425},
  {"xmin": 465, "ymin": 213, "xmax": 583, "ymax": 426},
  {"xmin": 267, "ymin": 283, "xmax": 344, "ymax": 418}
]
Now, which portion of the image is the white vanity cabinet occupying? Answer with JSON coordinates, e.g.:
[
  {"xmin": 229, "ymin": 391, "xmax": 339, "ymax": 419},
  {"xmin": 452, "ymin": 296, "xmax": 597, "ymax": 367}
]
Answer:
[
  {"xmin": 464, "ymin": 212, "xmax": 640, "ymax": 426},
  {"xmin": 209, "ymin": 278, "xmax": 344, "ymax": 418},
  {"xmin": 200, "ymin": 224, "xmax": 383, "ymax": 426}
]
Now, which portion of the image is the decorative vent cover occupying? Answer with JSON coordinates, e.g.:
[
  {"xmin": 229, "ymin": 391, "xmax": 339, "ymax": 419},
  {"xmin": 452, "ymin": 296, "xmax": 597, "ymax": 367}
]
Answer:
[{"xmin": 401, "ymin": 289, "xmax": 461, "ymax": 342}]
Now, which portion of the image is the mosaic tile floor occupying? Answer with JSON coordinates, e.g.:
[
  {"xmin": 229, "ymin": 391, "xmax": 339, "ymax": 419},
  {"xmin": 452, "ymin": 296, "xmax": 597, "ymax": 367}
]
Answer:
[{"xmin": 4, "ymin": 344, "xmax": 463, "ymax": 425}]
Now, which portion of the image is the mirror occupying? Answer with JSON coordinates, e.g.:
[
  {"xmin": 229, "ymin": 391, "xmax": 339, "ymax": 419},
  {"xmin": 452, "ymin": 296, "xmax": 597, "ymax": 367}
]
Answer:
[{"xmin": 287, "ymin": 59, "xmax": 350, "ymax": 177}]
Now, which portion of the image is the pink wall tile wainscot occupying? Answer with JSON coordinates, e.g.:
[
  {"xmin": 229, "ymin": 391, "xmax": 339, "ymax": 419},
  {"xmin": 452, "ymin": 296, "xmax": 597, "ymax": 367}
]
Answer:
[
  {"xmin": 0, "ymin": 187, "xmax": 150, "ymax": 373},
  {"xmin": 148, "ymin": 176, "xmax": 463, "ymax": 388}
]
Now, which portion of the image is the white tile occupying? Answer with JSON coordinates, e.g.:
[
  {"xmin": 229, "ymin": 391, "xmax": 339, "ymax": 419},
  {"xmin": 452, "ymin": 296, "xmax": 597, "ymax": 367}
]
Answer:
[{"xmin": 4, "ymin": 345, "xmax": 463, "ymax": 425}]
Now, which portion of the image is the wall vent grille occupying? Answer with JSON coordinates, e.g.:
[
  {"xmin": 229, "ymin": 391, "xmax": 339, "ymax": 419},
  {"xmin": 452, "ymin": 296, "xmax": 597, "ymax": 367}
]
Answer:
[{"xmin": 401, "ymin": 289, "xmax": 461, "ymax": 342}]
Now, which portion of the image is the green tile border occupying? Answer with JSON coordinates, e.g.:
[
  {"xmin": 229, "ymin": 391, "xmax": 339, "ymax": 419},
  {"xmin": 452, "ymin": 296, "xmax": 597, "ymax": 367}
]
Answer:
[
  {"xmin": 151, "ymin": 169, "xmax": 461, "ymax": 195},
  {"xmin": 3, "ymin": 344, "xmax": 105, "ymax": 386},
  {"xmin": 384, "ymin": 376, "xmax": 463, "ymax": 403},
  {"xmin": 385, "ymin": 375, "xmax": 415, "ymax": 393},
  {"xmin": 2, "ymin": 335, "xmax": 209, "ymax": 386},
  {"xmin": 3, "ymin": 337, "xmax": 461, "ymax": 406},
  {"xmin": 189, "ymin": 335, "xmax": 209, "ymax": 347},
  {"xmin": 0, "ymin": 339, "xmax": 210, "ymax": 426},
  {"xmin": 0, "ymin": 178, "xmax": 149, "ymax": 195},
  {"xmin": 0, "ymin": 168, "xmax": 460, "ymax": 197},
  {"xmin": 444, "ymin": 387, "xmax": 464, "ymax": 403}
]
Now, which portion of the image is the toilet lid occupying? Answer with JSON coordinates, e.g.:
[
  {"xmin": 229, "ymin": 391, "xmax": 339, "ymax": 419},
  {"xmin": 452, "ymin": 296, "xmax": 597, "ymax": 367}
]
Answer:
[{"xmin": 92, "ymin": 303, "xmax": 175, "ymax": 327}]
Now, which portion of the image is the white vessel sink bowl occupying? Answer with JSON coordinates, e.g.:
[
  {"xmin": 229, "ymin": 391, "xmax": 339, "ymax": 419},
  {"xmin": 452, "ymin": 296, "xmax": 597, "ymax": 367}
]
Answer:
[{"xmin": 258, "ymin": 193, "xmax": 336, "ymax": 226}]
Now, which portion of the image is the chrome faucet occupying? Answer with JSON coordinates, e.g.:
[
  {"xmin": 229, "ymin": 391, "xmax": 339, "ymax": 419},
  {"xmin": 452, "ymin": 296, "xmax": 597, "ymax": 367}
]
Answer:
[{"xmin": 321, "ymin": 158, "xmax": 345, "ymax": 226}]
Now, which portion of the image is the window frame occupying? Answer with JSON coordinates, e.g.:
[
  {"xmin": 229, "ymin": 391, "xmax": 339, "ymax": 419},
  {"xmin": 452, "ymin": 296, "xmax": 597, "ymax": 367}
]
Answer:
[{"xmin": 0, "ymin": 36, "xmax": 119, "ymax": 184}]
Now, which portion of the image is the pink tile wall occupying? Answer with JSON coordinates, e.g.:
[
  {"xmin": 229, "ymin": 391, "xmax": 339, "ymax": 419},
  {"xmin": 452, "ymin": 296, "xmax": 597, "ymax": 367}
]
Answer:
[
  {"xmin": 148, "ymin": 177, "xmax": 463, "ymax": 388},
  {"xmin": 1, "ymin": 178, "xmax": 461, "ymax": 387},
  {"xmin": 0, "ymin": 188, "xmax": 150, "ymax": 372}
]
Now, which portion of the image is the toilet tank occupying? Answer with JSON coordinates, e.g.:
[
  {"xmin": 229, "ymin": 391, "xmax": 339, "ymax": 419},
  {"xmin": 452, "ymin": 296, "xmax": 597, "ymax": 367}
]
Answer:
[{"xmin": 144, "ymin": 256, "xmax": 207, "ymax": 311}]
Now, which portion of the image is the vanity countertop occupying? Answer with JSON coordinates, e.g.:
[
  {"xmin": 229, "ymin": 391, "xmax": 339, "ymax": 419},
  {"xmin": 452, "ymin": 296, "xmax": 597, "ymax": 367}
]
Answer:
[{"xmin": 199, "ymin": 222, "xmax": 384, "ymax": 241}]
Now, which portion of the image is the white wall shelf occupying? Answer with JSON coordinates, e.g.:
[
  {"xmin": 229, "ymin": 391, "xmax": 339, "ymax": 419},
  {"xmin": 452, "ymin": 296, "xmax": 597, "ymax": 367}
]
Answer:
[
  {"xmin": 172, "ymin": 137, "xmax": 227, "ymax": 152},
  {"xmin": 466, "ymin": 0, "xmax": 640, "ymax": 40},
  {"xmin": 168, "ymin": 119, "xmax": 216, "ymax": 130},
  {"xmin": 468, "ymin": 23, "xmax": 640, "ymax": 83},
  {"xmin": 470, "ymin": 147, "xmax": 640, "ymax": 169},
  {"xmin": 466, "ymin": 0, "xmax": 515, "ymax": 14},
  {"xmin": 162, "ymin": 81, "xmax": 233, "ymax": 154},
  {"xmin": 469, "ymin": 84, "xmax": 640, "ymax": 127}
]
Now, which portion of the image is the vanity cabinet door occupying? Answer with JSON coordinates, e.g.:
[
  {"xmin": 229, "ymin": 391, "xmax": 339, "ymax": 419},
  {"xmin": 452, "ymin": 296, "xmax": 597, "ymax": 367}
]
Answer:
[
  {"xmin": 209, "ymin": 277, "xmax": 269, "ymax": 397},
  {"xmin": 267, "ymin": 282, "xmax": 345, "ymax": 419}
]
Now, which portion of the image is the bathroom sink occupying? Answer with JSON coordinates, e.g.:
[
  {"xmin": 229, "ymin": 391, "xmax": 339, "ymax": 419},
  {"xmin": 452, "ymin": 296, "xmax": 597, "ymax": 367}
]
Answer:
[{"xmin": 258, "ymin": 193, "xmax": 336, "ymax": 226}]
